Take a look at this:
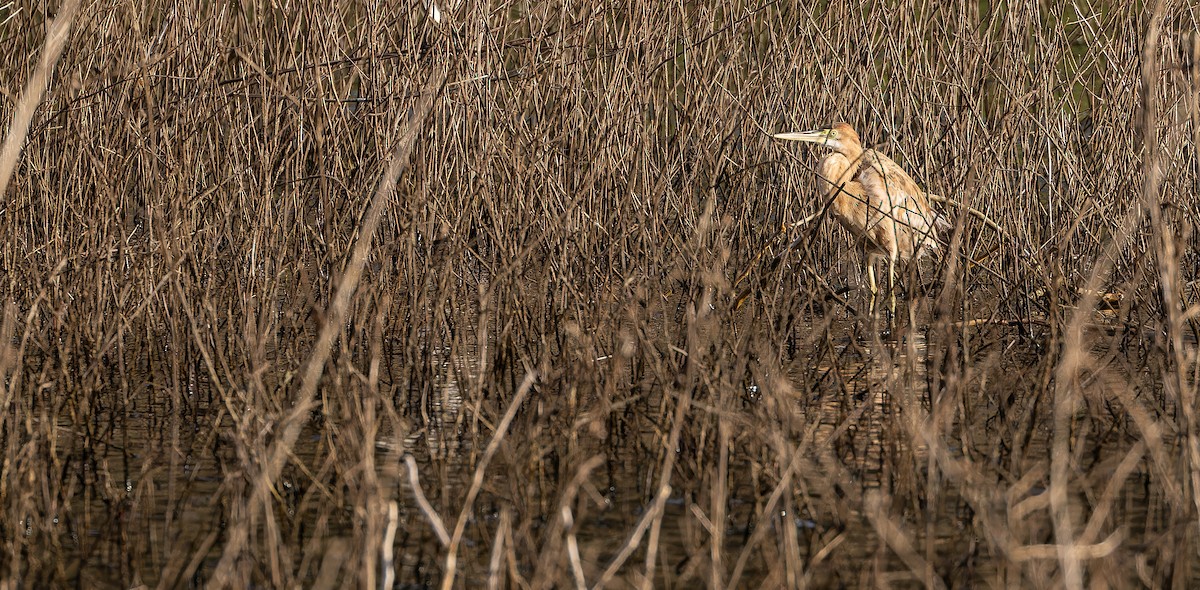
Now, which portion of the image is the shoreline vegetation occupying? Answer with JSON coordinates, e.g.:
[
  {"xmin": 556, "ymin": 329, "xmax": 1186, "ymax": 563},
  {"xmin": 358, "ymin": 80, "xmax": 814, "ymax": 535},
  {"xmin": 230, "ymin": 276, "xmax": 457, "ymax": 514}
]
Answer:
[{"xmin": 2, "ymin": 1, "xmax": 1198, "ymax": 587}]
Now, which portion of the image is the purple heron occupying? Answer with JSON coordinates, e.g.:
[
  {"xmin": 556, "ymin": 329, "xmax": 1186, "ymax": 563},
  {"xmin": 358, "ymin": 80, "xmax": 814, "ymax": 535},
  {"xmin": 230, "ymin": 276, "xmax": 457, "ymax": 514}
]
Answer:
[{"xmin": 773, "ymin": 123, "xmax": 950, "ymax": 312}]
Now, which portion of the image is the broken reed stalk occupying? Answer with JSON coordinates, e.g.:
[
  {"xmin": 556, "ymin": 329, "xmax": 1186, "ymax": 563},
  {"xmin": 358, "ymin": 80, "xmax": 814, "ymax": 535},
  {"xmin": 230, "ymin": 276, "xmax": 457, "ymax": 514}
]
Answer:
[
  {"xmin": 207, "ymin": 67, "xmax": 449, "ymax": 587},
  {"xmin": 404, "ymin": 454, "xmax": 451, "ymax": 546}
]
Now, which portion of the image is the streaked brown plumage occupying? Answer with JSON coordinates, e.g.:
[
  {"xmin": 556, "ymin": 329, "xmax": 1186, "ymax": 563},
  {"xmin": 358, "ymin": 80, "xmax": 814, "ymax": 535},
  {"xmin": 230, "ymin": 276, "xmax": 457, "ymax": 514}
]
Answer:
[{"xmin": 773, "ymin": 122, "xmax": 949, "ymax": 311}]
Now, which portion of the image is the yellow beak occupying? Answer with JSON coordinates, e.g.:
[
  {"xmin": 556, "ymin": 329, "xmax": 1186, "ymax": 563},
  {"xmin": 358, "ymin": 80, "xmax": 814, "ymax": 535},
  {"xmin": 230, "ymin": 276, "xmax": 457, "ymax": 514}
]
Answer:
[{"xmin": 771, "ymin": 129, "xmax": 832, "ymax": 144}]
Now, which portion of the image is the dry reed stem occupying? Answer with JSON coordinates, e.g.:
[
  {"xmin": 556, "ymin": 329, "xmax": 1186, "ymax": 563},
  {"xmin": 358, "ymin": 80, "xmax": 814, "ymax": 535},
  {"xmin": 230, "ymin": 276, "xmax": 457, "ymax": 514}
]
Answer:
[
  {"xmin": 403, "ymin": 453, "xmax": 451, "ymax": 546},
  {"xmin": 559, "ymin": 455, "xmax": 604, "ymax": 590},
  {"xmin": 0, "ymin": 0, "xmax": 78, "ymax": 200},
  {"xmin": 379, "ymin": 501, "xmax": 398, "ymax": 590},
  {"xmin": 1141, "ymin": 0, "xmax": 1200, "ymax": 531},
  {"xmin": 864, "ymin": 491, "xmax": 948, "ymax": 590},
  {"xmin": 1047, "ymin": 4, "xmax": 1166, "ymax": 588},
  {"xmin": 486, "ymin": 506, "xmax": 511, "ymax": 590},
  {"xmin": 591, "ymin": 485, "xmax": 668, "ymax": 589},
  {"xmin": 639, "ymin": 384, "xmax": 693, "ymax": 590},
  {"xmin": 207, "ymin": 66, "xmax": 450, "ymax": 588},
  {"xmin": 441, "ymin": 370, "xmax": 537, "ymax": 590},
  {"xmin": 1, "ymin": 1, "xmax": 1196, "ymax": 587},
  {"xmin": 589, "ymin": 367, "xmax": 702, "ymax": 588}
]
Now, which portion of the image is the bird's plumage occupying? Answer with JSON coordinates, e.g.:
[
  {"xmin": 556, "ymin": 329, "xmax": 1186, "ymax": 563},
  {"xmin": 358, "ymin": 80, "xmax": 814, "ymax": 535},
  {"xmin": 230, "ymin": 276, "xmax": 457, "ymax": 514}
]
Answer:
[
  {"xmin": 773, "ymin": 122, "xmax": 948, "ymax": 311},
  {"xmin": 856, "ymin": 149, "xmax": 948, "ymax": 260}
]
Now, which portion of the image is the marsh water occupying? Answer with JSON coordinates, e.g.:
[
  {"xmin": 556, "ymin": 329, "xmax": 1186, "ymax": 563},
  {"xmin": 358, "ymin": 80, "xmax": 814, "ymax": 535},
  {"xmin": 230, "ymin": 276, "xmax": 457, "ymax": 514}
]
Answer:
[{"xmin": 49, "ymin": 284, "xmax": 1186, "ymax": 588}]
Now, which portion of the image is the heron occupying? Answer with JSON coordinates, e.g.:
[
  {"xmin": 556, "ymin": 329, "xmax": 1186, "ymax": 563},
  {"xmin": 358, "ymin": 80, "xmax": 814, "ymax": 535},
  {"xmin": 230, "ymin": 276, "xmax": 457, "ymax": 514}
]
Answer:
[{"xmin": 772, "ymin": 122, "xmax": 950, "ymax": 313}]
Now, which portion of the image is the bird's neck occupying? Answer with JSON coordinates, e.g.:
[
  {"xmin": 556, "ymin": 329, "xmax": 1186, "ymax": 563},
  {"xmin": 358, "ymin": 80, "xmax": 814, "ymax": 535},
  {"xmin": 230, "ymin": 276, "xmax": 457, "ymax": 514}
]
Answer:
[
  {"xmin": 838, "ymin": 142, "xmax": 864, "ymax": 168},
  {"xmin": 819, "ymin": 152, "xmax": 861, "ymax": 196}
]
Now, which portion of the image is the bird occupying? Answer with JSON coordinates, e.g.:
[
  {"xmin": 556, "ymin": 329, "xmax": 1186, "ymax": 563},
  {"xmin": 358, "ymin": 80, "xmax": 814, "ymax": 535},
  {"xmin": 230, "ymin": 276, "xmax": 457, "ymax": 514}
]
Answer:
[{"xmin": 772, "ymin": 123, "xmax": 950, "ymax": 313}]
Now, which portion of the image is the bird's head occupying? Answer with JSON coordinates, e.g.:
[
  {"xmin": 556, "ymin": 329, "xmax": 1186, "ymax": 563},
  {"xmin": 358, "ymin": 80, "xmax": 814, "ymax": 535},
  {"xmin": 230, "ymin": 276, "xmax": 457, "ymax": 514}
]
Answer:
[{"xmin": 772, "ymin": 122, "xmax": 861, "ymax": 153}]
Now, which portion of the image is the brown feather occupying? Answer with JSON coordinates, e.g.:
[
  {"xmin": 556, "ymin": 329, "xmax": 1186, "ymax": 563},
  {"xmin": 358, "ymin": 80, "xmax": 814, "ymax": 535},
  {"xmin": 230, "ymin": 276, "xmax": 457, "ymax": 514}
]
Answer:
[{"xmin": 811, "ymin": 123, "xmax": 945, "ymax": 266}]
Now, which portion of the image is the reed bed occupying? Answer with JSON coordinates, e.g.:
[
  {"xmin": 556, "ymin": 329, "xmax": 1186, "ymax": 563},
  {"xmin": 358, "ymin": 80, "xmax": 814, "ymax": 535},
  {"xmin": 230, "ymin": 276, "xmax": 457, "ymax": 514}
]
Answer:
[{"xmin": 1, "ymin": 0, "xmax": 1199, "ymax": 587}]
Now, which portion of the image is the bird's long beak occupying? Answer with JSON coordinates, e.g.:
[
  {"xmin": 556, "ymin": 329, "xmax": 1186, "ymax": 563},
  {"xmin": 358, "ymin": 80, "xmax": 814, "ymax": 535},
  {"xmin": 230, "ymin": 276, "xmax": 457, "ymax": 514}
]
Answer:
[{"xmin": 771, "ymin": 129, "xmax": 831, "ymax": 144}]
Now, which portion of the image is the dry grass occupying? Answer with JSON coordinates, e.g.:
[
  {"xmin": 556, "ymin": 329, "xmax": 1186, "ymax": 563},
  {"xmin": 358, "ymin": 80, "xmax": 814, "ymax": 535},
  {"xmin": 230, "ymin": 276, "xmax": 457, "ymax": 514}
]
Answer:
[{"xmin": 1, "ymin": 0, "xmax": 1199, "ymax": 587}]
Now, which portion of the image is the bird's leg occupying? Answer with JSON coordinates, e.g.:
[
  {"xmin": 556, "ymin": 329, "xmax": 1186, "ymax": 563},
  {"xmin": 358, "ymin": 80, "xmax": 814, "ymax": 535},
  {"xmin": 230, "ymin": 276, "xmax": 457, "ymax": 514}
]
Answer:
[
  {"xmin": 867, "ymin": 260, "xmax": 878, "ymax": 314},
  {"xmin": 885, "ymin": 256, "xmax": 900, "ymax": 327},
  {"xmin": 888, "ymin": 256, "xmax": 897, "ymax": 316}
]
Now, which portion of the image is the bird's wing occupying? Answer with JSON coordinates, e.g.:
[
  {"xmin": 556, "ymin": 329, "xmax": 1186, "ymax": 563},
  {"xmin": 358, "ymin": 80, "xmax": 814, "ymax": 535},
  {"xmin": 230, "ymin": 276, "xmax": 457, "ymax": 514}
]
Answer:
[{"xmin": 856, "ymin": 151, "xmax": 944, "ymax": 242}]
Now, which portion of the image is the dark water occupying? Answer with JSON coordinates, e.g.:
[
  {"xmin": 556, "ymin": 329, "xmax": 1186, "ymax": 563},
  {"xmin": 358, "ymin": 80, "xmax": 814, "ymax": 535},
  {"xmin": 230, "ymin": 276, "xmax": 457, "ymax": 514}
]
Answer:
[{"xmin": 42, "ymin": 291, "xmax": 1191, "ymax": 588}]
